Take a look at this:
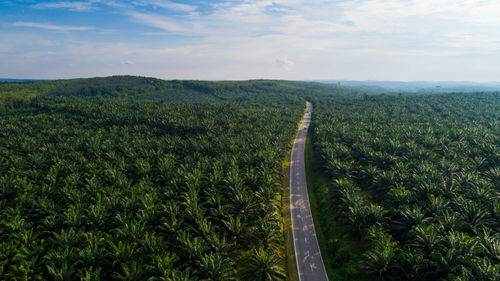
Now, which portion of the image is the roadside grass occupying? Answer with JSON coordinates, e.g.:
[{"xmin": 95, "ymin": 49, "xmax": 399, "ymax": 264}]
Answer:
[
  {"xmin": 304, "ymin": 134, "xmax": 367, "ymax": 281},
  {"xmin": 282, "ymin": 150, "xmax": 299, "ymax": 281}
]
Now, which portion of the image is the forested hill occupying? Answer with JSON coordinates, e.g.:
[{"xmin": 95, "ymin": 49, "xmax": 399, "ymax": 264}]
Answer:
[{"xmin": 0, "ymin": 75, "xmax": 357, "ymax": 107}]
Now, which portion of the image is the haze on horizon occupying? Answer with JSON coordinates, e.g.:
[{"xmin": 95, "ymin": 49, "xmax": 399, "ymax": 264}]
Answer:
[{"xmin": 2, "ymin": 0, "xmax": 500, "ymax": 82}]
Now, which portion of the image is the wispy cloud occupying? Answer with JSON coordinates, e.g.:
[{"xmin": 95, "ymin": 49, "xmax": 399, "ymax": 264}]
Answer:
[
  {"xmin": 94, "ymin": 0, "xmax": 127, "ymax": 8},
  {"xmin": 31, "ymin": 1, "xmax": 95, "ymax": 12},
  {"xmin": 133, "ymin": 0, "xmax": 197, "ymax": 12},
  {"xmin": 444, "ymin": 32, "xmax": 500, "ymax": 52},
  {"xmin": 276, "ymin": 58, "xmax": 293, "ymax": 70},
  {"xmin": 126, "ymin": 11, "xmax": 204, "ymax": 33},
  {"xmin": 332, "ymin": 0, "xmax": 500, "ymax": 33},
  {"xmin": 13, "ymin": 21, "xmax": 93, "ymax": 31}
]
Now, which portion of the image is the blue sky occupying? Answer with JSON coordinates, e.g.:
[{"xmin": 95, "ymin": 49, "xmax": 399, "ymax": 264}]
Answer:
[{"xmin": 2, "ymin": 0, "xmax": 500, "ymax": 81}]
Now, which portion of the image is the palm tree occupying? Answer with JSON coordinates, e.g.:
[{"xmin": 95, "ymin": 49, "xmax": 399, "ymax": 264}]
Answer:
[
  {"xmin": 437, "ymin": 177, "xmax": 458, "ymax": 198},
  {"xmin": 412, "ymin": 182, "xmax": 439, "ymax": 201},
  {"xmin": 85, "ymin": 201, "xmax": 106, "ymax": 230},
  {"xmin": 365, "ymin": 204, "xmax": 388, "ymax": 228},
  {"xmin": 166, "ymin": 270, "xmax": 194, "ymax": 281},
  {"xmin": 385, "ymin": 186, "xmax": 414, "ymax": 208},
  {"xmin": 207, "ymin": 160, "xmax": 224, "ymax": 186},
  {"xmin": 222, "ymin": 215, "xmax": 244, "ymax": 242},
  {"xmin": 79, "ymin": 266, "xmax": 102, "ymax": 281},
  {"xmin": 149, "ymin": 253, "xmax": 178, "ymax": 281},
  {"xmin": 79, "ymin": 231, "xmax": 106, "ymax": 267},
  {"xmin": 252, "ymin": 219, "xmax": 281, "ymax": 251},
  {"xmin": 476, "ymin": 228, "xmax": 500, "ymax": 262},
  {"xmin": 397, "ymin": 250, "xmax": 429, "ymax": 281},
  {"xmin": 207, "ymin": 233, "xmax": 233, "ymax": 254},
  {"xmin": 468, "ymin": 181, "xmax": 496, "ymax": 202},
  {"xmin": 468, "ymin": 258, "xmax": 500, "ymax": 281},
  {"xmin": 242, "ymin": 248, "xmax": 285, "ymax": 281},
  {"xmin": 409, "ymin": 225, "xmax": 444, "ymax": 257},
  {"xmin": 361, "ymin": 236, "xmax": 398, "ymax": 281},
  {"xmin": 484, "ymin": 167, "xmax": 500, "ymax": 182},
  {"xmin": 176, "ymin": 231, "xmax": 207, "ymax": 261},
  {"xmin": 142, "ymin": 232, "xmax": 165, "ymax": 258},
  {"xmin": 426, "ymin": 194, "xmax": 449, "ymax": 216},
  {"xmin": 392, "ymin": 206, "xmax": 431, "ymax": 239},
  {"xmin": 334, "ymin": 179, "xmax": 363, "ymax": 212},
  {"xmin": 326, "ymin": 158, "xmax": 354, "ymax": 179},
  {"xmin": 113, "ymin": 261, "xmax": 146, "ymax": 281},
  {"xmin": 107, "ymin": 240, "xmax": 137, "ymax": 268},
  {"xmin": 438, "ymin": 231, "xmax": 480, "ymax": 274},
  {"xmin": 196, "ymin": 252, "xmax": 234, "ymax": 281},
  {"xmin": 455, "ymin": 199, "xmax": 493, "ymax": 232},
  {"xmin": 114, "ymin": 216, "xmax": 144, "ymax": 242},
  {"xmin": 196, "ymin": 217, "xmax": 213, "ymax": 238},
  {"xmin": 357, "ymin": 164, "xmax": 381, "ymax": 187},
  {"xmin": 159, "ymin": 201, "xmax": 183, "ymax": 234},
  {"xmin": 255, "ymin": 182, "xmax": 279, "ymax": 209},
  {"xmin": 372, "ymin": 170, "xmax": 397, "ymax": 195},
  {"xmin": 182, "ymin": 187, "xmax": 205, "ymax": 222},
  {"xmin": 228, "ymin": 186, "xmax": 257, "ymax": 220},
  {"xmin": 46, "ymin": 262, "xmax": 75, "ymax": 281},
  {"xmin": 436, "ymin": 210, "xmax": 463, "ymax": 233}
]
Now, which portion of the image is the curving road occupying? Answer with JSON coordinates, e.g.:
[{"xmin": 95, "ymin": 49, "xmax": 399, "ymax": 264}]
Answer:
[{"xmin": 290, "ymin": 102, "xmax": 329, "ymax": 281}]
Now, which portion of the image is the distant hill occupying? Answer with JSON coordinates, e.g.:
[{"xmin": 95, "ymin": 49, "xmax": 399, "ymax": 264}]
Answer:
[
  {"xmin": 0, "ymin": 76, "xmax": 359, "ymax": 106},
  {"xmin": 316, "ymin": 80, "xmax": 500, "ymax": 93},
  {"xmin": 4, "ymin": 77, "xmax": 500, "ymax": 94},
  {"xmin": 0, "ymin": 78, "xmax": 46, "ymax": 83}
]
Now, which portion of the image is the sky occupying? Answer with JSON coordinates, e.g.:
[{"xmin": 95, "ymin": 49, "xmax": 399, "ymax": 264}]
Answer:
[{"xmin": 2, "ymin": 0, "xmax": 500, "ymax": 81}]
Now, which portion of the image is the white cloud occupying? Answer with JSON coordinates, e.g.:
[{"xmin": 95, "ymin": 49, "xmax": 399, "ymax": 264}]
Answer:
[
  {"xmin": 93, "ymin": 0, "xmax": 127, "ymax": 8},
  {"xmin": 31, "ymin": 1, "xmax": 95, "ymax": 12},
  {"xmin": 126, "ymin": 11, "xmax": 204, "ymax": 33},
  {"xmin": 12, "ymin": 21, "xmax": 93, "ymax": 31},
  {"xmin": 333, "ymin": 0, "xmax": 500, "ymax": 33},
  {"xmin": 444, "ymin": 32, "xmax": 500, "ymax": 52},
  {"xmin": 133, "ymin": 0, "xmax": 197, "ymax": 12},
  {"xmin": 153, "ymin": 0, "xmax": 196, "ymax": 12},
  {"xmin": 276, "ymin": 58, "xmax": 293, "ymax": 70}
]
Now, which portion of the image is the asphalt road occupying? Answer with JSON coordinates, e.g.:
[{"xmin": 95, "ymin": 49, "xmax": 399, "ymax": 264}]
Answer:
[{"xmin": 290, "ymin": 102, "xmax": 329, "ymax": 281}]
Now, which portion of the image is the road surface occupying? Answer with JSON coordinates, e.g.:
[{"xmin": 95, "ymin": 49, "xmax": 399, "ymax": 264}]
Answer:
[{"xmin": 290, "ymin": 102, "xmax": 329, "ymax": 281}]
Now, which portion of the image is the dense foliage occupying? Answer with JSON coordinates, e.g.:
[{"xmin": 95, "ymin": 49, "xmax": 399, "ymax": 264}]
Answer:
[
  {"xmin": 0, "ymin": 77, "xmax": 311, "ymax": 280},
  {"xmin": 0, "ymin": 76, "xmax": 356, "ymax": 104},
  {"xmin": 12, "ymin": 75, "xmax": 497, "ymax": 281},
  {"xmin": 311, "ymin": 93, "xmax": 500, "ymax": 280}
]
